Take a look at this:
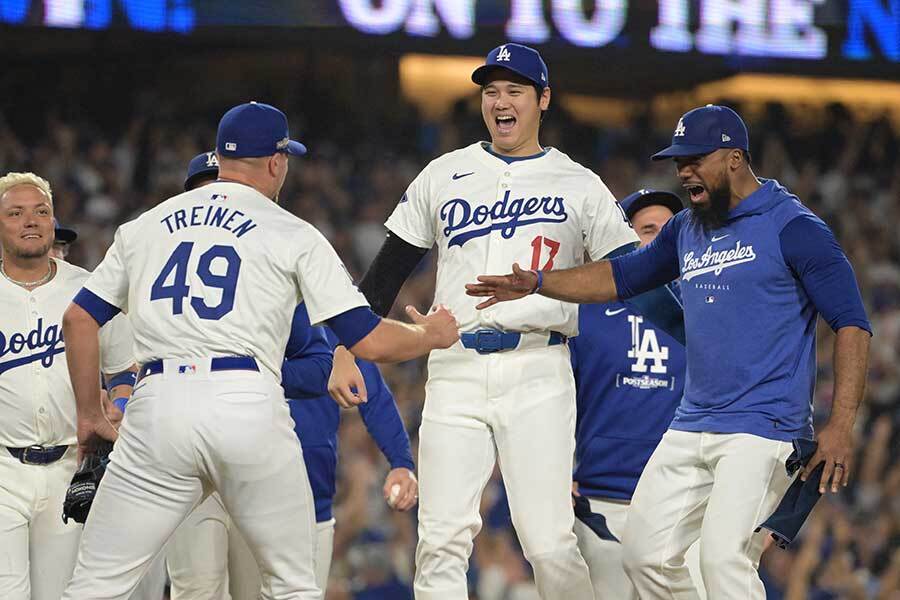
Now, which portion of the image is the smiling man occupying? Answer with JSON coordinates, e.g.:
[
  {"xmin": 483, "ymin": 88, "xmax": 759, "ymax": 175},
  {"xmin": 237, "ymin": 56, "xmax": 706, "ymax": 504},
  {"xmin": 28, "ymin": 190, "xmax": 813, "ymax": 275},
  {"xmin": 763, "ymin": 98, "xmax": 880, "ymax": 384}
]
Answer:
[
  {"xmin": 0, "ymin": 172, "xmax": 135, "ymax": 600},
  {"xmin": 466, "ymin": 104, "xmax": 872, "ymax": 599},
  {"xmin": 329, "ymin": 43, "xmax": 638, "ymax": 599}
]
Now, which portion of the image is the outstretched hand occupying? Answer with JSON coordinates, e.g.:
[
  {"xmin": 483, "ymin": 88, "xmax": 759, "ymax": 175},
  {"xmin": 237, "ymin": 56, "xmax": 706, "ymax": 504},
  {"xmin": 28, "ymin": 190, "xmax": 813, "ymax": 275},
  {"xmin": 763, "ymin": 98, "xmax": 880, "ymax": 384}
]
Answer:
[
  {"xmin": 465, "ymin": 263, "xmax": 538, "ymax": 309},
  {"xmin": 406, "ymin": 304, "xmax": 459, "ymax": 349}
]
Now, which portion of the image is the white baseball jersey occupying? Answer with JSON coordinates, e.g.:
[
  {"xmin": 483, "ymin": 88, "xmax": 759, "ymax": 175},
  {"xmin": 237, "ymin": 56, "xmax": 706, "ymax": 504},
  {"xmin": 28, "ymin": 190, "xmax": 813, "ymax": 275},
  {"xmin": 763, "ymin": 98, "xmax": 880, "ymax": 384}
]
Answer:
[
  {"xmin": 386, "ymin": 142, "xmax": 638, "ymax": 336},
  {"xmin": 83, "ymin": 181, "xmax": 368, "ymax": 378},
  {"xmin": 0, "ymin": 259, "xmax": 134, "ymax": 448}
]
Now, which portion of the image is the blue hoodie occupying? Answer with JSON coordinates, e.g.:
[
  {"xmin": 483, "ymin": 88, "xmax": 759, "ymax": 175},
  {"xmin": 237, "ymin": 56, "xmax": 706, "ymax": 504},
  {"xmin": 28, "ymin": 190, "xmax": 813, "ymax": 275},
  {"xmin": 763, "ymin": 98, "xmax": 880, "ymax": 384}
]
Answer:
[{"xmin": 611, "ymin": 180, "xmax": 871, "ymax": 442}]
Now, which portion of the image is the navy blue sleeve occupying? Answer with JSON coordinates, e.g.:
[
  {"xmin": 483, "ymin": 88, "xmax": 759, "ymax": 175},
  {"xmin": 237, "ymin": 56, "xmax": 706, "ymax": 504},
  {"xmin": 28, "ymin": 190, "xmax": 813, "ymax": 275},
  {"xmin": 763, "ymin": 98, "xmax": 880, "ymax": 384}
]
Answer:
[
  {"xmin": 73, "ymin": 288, "xmax": 121, "ymax": 326},
  {"xmin": 281, "ymin": 304, "xmax": 334, "ymax": 399},
  {"xmin": 326, "ymin": 306, "xmax": 382, "ymax": 349},
  {"xmin": 624, "ymin": 285, "xmax": 686, "ymax": 346},
  {"xmin": 357, "ymin": 361, "xmax": 415, "ymax": 471},
  {"xmin": 780, "ymin": 216, "xmax": 872, "ymax": 334},
  {"xmin": 610, "ymin": 215, "xmax": 682, "ymax": 299}
]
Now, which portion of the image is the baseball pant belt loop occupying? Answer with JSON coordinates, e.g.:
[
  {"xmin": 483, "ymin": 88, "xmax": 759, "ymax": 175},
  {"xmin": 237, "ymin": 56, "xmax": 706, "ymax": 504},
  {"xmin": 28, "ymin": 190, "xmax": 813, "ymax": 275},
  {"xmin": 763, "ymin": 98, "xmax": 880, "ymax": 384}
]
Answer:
[
  {"xmin": 136, "ymin": 356, "xmax": 260, "ymax": 383},
  {"xmin": 459, "ymin": 329, "xmax": 567, "ymax": 354},
  {"xmin": 6, "ymin": 444, "xmax": 69, "ymax": 465}
]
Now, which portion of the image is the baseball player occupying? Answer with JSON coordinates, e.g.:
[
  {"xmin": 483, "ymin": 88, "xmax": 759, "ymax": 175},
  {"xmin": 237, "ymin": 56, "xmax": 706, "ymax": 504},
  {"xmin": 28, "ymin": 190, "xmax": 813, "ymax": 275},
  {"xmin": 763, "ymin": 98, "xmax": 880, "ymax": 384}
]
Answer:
[
  {"xmin": 59, "ymin": 101, "xmax": 458, "ymax": 600},
  {"xmin": 162, "ymin": 153, "xmax": 417, "ymax": 599},
  {"xmin": 332, "ymin": 44, "xmax": 638, "ymax": 599},
  {"xmin": 51, "ymin": 219, "xmax": 78, "ymax": 260},
  {"xmin": 466, "ymin": 104, "xmax": 872, "ymax": 599},
  {"xmin": 0, "ymin": 172, "xmax": 135, "ymax": 600},
  {"xmin": 570, "ymin": 189, "xmax": 690, "ymax": 599}
]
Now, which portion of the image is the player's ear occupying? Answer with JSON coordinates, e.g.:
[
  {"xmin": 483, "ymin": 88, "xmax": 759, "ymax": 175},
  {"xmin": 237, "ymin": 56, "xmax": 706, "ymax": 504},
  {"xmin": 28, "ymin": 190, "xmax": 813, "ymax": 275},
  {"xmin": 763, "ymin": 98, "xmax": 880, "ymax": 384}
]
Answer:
[{"xmin": 539, "ymin": 87, "xmax": 551, "ymax": 111}]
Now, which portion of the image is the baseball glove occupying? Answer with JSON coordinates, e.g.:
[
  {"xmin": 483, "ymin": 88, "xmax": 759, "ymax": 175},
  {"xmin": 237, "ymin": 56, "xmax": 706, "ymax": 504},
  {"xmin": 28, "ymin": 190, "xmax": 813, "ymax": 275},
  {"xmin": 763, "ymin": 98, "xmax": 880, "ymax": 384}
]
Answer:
[{"xmin": 62, "ymin": 440, "xmax": 114, "ymax": 524}]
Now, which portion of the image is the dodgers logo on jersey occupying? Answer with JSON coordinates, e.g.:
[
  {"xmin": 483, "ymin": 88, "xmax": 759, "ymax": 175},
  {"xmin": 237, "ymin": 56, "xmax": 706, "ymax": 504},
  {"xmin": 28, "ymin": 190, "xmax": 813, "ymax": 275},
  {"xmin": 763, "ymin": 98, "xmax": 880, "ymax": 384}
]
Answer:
[
  {"xmin": 616, "ymin": 315, "xmax": 675, "ymax": 391},
  {"xmin": 682, "ymin": 240, "xmax": 756, "ymax": 281},
  {"xmin": 0, "ymin": 318, "xmax": 65, "ymax": 375},
  {"xmin": 440, "ymin": 190, "xmax": 568, "ymax": 247}
]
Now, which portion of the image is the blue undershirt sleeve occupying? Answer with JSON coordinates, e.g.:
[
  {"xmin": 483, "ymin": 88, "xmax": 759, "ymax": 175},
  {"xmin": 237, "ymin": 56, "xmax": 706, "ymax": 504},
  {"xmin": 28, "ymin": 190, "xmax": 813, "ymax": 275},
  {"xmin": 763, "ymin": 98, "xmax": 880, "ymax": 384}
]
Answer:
[
  {"xmin": 357, "ymin": 361, "xmax": 415, "ymax": 471},
  {"xmin": 610, "ymin": 215, "xmax": 682, "ymax": 299},
  {"xmin": 624, "ymin": 285, "xmax": 686, "ymax": 346},
  {"xmin": 326, "ymin": 306, "xmax": 382, "ymax": 349},
  {"xmin": 779, "ymin": 215, "xmax": 872, "ymax": 334},
  {"xmin": 281, "ymin": 305, "xmax": 334, "ymax": 399}
]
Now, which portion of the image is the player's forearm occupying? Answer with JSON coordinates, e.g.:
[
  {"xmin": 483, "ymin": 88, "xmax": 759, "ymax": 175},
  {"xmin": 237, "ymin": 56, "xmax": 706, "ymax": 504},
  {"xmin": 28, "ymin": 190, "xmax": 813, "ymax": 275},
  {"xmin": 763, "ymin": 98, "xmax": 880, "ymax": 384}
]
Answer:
[
  {"xmin": 63, "ymin": 304, "xmax": 104, "ymax": 420},
  {"xmin": 349, "ymin": 319, "xmax": 440, "ymax": 363},
  {"xmin": 538, "ymin": 260, "xmax": 619, "ymax": 304},
  {"xmin": 828, "ymin": 326, "xmax": 870, "ymax": 430}
]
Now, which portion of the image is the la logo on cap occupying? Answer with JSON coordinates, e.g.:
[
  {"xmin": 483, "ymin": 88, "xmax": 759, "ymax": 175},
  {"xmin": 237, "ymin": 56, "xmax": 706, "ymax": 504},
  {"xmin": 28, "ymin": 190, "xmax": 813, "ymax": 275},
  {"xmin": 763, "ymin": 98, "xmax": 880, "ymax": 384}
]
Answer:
[
  {"xmin": 497, "ymin": 45, "xmax": 511, "ymax": 62},
  {"xmin": 205, "ymin": 152, "xmax": 218, "ymax": 167},
  {"xmin": 674, "ymin": 118, "xmax": 686, "ymax": 137}
]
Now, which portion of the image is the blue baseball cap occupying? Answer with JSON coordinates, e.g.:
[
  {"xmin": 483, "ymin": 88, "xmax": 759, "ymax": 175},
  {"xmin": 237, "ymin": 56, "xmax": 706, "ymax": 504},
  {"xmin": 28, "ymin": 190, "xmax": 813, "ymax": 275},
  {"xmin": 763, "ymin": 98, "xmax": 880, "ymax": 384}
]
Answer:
[
  {"xmin": 216, "ymin": 102, "xmax": 307, "ymax": 159},
  {"xmin": 471, "ymin": 43, "xmax": 549, "ymax": 89},
  {"xmin": 652, "ymin": 105, "xmax": 749, "ymax": 161},
  {"xmin": 53, "ymin": 219, "xmax": 77, "ymax": 244},
  {"xmin": 184, "ymin": 151, "xmax": 220, "ymax": 191},
  {"xmin": 620, "ymin": 189, "xmax": 683, "ymax": 220}
]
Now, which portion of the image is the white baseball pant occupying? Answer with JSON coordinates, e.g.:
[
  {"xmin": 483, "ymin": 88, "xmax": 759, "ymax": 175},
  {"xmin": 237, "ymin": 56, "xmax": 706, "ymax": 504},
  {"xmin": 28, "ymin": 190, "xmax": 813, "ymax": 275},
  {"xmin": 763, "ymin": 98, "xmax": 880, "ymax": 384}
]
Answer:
[
  {"xmin": 622, "ymin": 429, "xmax": 793, "ymax": 599},
  {"xmin": 415, "ymin": 344, "xmax": 593, "ymax": 600},
  {"xmin": 61, "ymin": 359, "xmax": 320, "ymax": 600},
  {"xmin": 228, "ymin": 516, "xmax": 335, "ymax": 599},
  {"xmin": 167, "ymin": 493, "xmax": 231, "ymax": 600},
  {"xmin": 574, "ymin": 496, "xmax": 705, "ymax": 600},
  {"xmin": 0, "ymin": 447, "xmax": 80, "ymax": 600}
]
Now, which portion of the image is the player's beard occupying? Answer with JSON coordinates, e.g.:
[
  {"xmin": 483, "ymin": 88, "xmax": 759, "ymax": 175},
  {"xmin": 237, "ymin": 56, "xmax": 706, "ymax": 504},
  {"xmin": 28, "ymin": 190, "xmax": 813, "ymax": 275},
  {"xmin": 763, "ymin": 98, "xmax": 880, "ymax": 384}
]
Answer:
[
  {"xmin": 690, "ymin": 183, "xmax": 731, "ymax": 231},
  {"xmin": 7, "ymin": 238, "xmax": 53, "ymax": 260}
]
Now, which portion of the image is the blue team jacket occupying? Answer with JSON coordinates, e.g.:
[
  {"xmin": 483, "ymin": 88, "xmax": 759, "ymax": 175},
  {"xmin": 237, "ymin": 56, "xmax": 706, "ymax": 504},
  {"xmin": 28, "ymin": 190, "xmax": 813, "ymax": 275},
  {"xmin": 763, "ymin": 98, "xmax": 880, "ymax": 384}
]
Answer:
[
  {"xmin": 571, "ymin": 297, "xmax": 686, "ymax": 500},
  {"xmin": 282, "ymin": 304, "xmax": 415, "ymax": 522}
]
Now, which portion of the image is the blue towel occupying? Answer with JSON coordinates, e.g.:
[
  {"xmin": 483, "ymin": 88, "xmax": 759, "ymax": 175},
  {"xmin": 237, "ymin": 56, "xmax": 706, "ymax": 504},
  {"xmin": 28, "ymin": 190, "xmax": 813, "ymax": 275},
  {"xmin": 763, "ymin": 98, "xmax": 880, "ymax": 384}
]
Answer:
[
  {"xmin": 755, "ymin": 438, "xmax": 822, "ymax": 548},
  {"xmin": 573, "ymin": 494, "xmax": 620, "ymax": 542}
]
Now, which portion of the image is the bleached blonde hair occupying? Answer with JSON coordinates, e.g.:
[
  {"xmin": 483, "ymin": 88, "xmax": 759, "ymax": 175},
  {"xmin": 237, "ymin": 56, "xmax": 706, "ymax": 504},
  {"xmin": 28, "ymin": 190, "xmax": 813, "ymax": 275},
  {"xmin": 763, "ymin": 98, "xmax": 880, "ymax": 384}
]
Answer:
[{"xmin": 0, "ymin": 172, "xmax": 53, "ymax": 204}]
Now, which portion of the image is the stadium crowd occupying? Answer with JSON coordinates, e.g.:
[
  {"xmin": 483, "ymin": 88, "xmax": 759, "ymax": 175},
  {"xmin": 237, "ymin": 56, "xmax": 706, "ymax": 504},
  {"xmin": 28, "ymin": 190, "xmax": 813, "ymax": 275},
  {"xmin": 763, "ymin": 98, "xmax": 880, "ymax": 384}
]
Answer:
[{"xmin": 0, "ymin": 86, "xmax": 896, "ymax": 599}]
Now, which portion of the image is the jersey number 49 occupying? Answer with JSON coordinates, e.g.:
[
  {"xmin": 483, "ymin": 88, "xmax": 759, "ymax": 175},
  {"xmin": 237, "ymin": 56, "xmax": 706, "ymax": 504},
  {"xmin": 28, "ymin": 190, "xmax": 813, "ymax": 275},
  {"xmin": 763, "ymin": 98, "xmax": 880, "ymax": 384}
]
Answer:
[{"xmin": 150, "ymin": 241, "xmax": 241, "ymax": 320}]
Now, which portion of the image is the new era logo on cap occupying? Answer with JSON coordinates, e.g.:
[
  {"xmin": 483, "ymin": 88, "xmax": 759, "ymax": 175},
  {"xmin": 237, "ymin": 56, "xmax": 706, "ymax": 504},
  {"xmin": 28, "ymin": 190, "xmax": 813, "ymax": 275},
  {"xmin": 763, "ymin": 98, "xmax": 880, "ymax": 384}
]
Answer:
[{"xmin": 216, "ymin": 102, "xmax": 307, "ymax": 159}]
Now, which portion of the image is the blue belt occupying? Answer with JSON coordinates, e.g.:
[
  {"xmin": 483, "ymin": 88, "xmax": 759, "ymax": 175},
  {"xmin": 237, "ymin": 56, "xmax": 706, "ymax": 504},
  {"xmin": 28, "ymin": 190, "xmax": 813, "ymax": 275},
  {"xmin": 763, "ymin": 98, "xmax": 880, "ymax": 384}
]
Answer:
[
  {"xmin": 137, "ymin": 356, "xmax": 259, "ymax": 382},
  {"xmin": 460, "ymin": 329, "xmax": 566, "ymax": 354},
  {"xmin": 7, "ymin": 445, "xmax": 68, "ymax": 465}
]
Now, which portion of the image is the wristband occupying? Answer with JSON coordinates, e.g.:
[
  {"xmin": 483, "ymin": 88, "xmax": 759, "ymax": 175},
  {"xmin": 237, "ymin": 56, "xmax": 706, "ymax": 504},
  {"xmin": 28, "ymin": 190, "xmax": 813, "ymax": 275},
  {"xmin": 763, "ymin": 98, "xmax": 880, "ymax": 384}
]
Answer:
[
  {"xmin": 113, "ymin": 397, "xmax": 129, "ymax": 413},
  {"xmin": 529, "ymin": 270, "xmax": 543, "ymax": 295},
  {"xmin": 107, "ymin": 371, "xmax": 137, "ymax": 389}
]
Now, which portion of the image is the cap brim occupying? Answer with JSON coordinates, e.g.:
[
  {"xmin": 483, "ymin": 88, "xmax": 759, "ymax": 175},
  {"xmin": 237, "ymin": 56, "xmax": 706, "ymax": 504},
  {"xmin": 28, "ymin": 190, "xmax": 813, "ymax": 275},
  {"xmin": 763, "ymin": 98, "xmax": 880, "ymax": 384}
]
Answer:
[
  {"xmin": 471, "ymin": 64, "xmax": 543, "ymax": 88},
  {"xmin": 650, "ymin": 143, "xmax": 719, "ymax": 161},
  {"xmin": 184, "ymin": 168, "xmax": 220, "ymax": 191},
  {"xmin": 283, "ymin": 140, "xmax": 307, "ymax": 156},
  {"xmin": 624, "ymin": 192, "xmax": 684, "ymax": 220},
  {"xmin": 54, "ymin": 229, "xmax": 77, "ymax": 243}
]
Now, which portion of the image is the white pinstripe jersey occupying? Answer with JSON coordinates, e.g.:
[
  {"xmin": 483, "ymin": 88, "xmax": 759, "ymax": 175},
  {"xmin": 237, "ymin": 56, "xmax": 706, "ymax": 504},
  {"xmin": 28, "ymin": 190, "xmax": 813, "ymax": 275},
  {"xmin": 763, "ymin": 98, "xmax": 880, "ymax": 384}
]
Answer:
[
  {"xmin": 0, "ymin": 259, "xmax": 134, "ymax": 447},
  {"xmin": 386, "ymin": 142, "xmax": 638, "ymax": 336},
  {"xmin": 83, "ymin": 181, "xmax": 368, "ymax": 379}
]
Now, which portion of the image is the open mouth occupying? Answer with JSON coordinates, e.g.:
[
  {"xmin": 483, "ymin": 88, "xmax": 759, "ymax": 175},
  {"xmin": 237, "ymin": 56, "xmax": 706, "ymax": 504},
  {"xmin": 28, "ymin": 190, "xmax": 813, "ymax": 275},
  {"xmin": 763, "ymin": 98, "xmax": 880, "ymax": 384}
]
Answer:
[
  {"xmin": 21, "ymin": 233, "xmax": 42, "ymax": 240},
  {"xmin": 684, "ymin": 183, "xmax": 707, "ymax": 204},
  {"xmin": 495, "ymin": 114, "xmax": 516, "ymax": 134}
]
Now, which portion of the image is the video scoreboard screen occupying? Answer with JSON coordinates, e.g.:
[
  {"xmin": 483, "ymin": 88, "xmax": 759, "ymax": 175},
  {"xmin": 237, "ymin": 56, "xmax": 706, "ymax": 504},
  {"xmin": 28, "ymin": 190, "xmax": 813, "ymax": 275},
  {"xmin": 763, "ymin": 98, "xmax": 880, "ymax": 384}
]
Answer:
[{"xmin": 1, "ymin": 1, "xmax": 897, "ymax": 67}]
